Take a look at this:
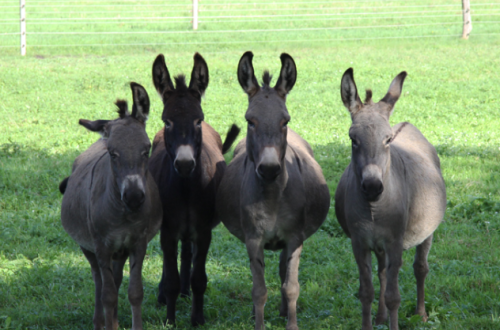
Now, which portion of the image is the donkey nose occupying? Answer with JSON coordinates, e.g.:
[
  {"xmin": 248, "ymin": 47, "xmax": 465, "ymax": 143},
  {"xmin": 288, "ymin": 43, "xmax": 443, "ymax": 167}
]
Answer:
[
  {"xmin": 174, "ymin": 145, "xmax": 196, "ymax": 178},
  {"xmin": 256, "ymin": 147, "xmax": 281, "ymax": 181},
  {"xmin": 361, "ymin": 178, "xmax": 384, "ymax": 201},
  {"xmin": 123, "ymin": 189, "xmax": 145, "ymax": 211},
  {"xmin": 174, "ymin": 159, "xmax": 195, "ymax": 177},
  {"xmin": 257, "ymin": 163, "xmax": 281, "ymax": 181}
]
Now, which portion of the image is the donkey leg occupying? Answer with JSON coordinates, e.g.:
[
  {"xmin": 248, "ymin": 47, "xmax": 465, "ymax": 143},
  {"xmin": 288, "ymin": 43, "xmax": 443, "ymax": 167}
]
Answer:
[
  {"xmin": 94, "ymin": 246, "xmax": 119, "ymax": 330},
  {"xmin": 414, "ymin": 234, "xmax": 433, "ymax": 322},
  {"xmin": 112, "ymin": 252, "xmax": 129, "ymax": 327},
  {"xmin": 159, "ymin": 236, "xmax": 181, "ymax": 326},
  {"xmin": 374, "ymin": 250, "xmax": 388, "ymax": 325},
  {"xmin": 385, "ymin": 242, "xmax": 403, "ymax": 330},
  {"xmin": 351, "ymin": 240, "xmax": 374, "ymax": 330},
  {"xmin": 281, "ymin": 242, "xmax": 303, "ymax": 330},
  {"xmin": 190, "ymin": 231, "xmax": 212, "ymax": 326},
  {"xmin": 81, "ymin": 247, "xmax": 104, "ymax": 330},
  {"xmin": 278, "ymin": 249, "xmax": 288, "ymax": 317},
  {"xmin": 180, "ymin": 240, "xmax": 193, "ymax": 298},
  {"xmin": 128, "ymin": 240, "xmax": 147, "ymax": 330},
  {"xmin": 246, "ymin": 238, "xmax": 267, "ymax": 330}
]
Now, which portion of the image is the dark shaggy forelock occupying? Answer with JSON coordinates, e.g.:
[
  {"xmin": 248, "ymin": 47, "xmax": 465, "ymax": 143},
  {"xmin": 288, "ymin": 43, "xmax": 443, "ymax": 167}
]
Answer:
[
  {"xmin": 115, "ymin": 99, "xmax": 130, "ymax": 118},
  {"xmin": 364, "ymin": 89, "xmax": 373, "ymax": 105},
  {"xmin": 174, "ymin": 75, "xmax": 188, "ymax": 91},
  {"xmin": 262, "ymin": 71, "xmax": 272, "ymax": 88}
]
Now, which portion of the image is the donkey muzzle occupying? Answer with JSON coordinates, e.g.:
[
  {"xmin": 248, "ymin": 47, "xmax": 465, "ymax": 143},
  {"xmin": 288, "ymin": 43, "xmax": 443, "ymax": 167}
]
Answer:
[
  {"xmin": 174, "ymin": 145, "xmax": 196, "ymax": 178},
  {"xmin": 121, "ymin": 175, "xmax": 146, "ymax": 210},
  {"xmin": 361, "ymin": 178, "xmax": 384, "ymax": 201},
  {"xmin": 361, "ymin": 164, "xmax": 384, "ymax": 201},
  {"xmin": 256, "ymin": 147, "xmax": 281, "ymax": 182}
]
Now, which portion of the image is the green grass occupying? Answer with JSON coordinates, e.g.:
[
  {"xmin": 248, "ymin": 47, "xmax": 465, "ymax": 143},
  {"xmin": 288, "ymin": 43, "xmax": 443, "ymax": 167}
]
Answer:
[{"xmin": 1, "ymin": 0, "xmax": 500, "ymax": 329}]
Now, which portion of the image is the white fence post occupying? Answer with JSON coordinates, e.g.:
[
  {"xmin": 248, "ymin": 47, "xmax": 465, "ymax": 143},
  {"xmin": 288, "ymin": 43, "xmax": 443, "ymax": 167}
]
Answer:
[
  {"xmin": 192, "ymin": 0, "xmax": 198, "ymax": 30},
  {"xmin": 462, "ymin": 0, "xmax": 472, "ymax": 39},
  {"xmin": 20, "ymin": 0, "xmax": 26, "ymax": 55}
]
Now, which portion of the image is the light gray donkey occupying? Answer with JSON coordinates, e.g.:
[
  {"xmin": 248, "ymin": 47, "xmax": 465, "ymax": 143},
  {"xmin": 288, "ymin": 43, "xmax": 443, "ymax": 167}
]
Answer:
[
  {"xmin": 60, "ymin": 83, "xmax": 162, "ymax": 330},
  {"xmin": 335, "ymin": 68, "xmax": 446, "ymax": 330},
  {"xmin": 216, "ymin": 52, "xmax": 330, "ymax": 330}
]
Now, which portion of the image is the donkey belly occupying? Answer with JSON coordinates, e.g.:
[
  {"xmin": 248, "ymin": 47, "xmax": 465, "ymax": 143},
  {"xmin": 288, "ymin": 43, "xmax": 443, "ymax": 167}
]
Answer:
[
  {"xmin": 403, "ymin": 213, "xmax": 442, "ymax": 250},
  {"xmin": 402, "ymin": 174, "xmax": 446, "ymax": 250},
  {"xmin": 62, "ymin": 215, "xmax": 94, "ymax": 252},
  {"xmin": 61, "ymin": 184, "xmax": 95, "ymax": 252}
]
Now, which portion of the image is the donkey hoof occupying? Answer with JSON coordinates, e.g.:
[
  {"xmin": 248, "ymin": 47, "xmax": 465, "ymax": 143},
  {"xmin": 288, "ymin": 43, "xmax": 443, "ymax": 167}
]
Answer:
[
  {"xmin": 375, "ymin": 314, "xmax": 388, "ymax": 325},
  {"xmin": 164, "ymin": 318, "xmax": 176, "ymax": 328},
  {"xmin": 191, "ymin": 315, "xmax": 206, "ymax": 327},
  {"xmin": 180, "ymin": 290, "xmax": 191, "ymax": 299},
  {"xmin": 279, "ymin": 306, "xmax": 288, "ymax": 317}
]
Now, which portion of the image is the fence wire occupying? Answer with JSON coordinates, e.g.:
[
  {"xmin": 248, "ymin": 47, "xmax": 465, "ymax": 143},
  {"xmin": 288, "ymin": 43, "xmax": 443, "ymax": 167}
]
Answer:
[{"xmin": 0, "ymin": 0, "xmax": 498, "ymax": 54}]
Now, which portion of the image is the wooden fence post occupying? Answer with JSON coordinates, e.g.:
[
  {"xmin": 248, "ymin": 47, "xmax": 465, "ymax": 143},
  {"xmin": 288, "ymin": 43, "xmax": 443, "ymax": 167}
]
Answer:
[
  {"xmin": 462, "ymin": 0, "xmax": 472, "ymax": 39},
  {"xmin": 192, "ymin": 0, "xmax": 198, "ymax": 30},
  {"xmin": 20, "ymin": 0, "xmax": 26, "ymax": 55}
]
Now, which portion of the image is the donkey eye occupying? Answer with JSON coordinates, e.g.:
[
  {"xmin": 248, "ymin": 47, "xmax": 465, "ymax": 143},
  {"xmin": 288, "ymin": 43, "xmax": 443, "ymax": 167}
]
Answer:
[
  {"xmin": 283, "ymin": 121, "xmax": 289, "ymax": 129},
  {"xmin": 196, "ymin": 120, "xmax": 202, "ymax": 128},
  {"xmin": 247, "ymin": 121, "xmax": 255, "ymax": 129},
  {"xmin": 165, "ymin": 120, "xmax": 172, "ymax": 129},
  {"xmin": 385, "ymin": 136, "xmax": 393, "ymax": 146},
  {"xmin": 110, "ymin": 152, "xmax": 119, "ymax": 159},
  {"xmin": 142, "ymin": 151, "xmax": 149, "ymax": 158},
  {"xmin": 351, "ymin": 139, "xmax": 358, "ymax": 148}
]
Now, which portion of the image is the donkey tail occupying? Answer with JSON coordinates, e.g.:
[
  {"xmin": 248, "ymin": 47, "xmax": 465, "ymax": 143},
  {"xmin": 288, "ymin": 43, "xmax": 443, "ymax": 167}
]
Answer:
[
  {"xmin": 59, "ymin": 177, "xmax": 69, "ymax": 194},
  {"xmin": 222, "ymin": 124, "xmax": 241, "ymax": 154}
]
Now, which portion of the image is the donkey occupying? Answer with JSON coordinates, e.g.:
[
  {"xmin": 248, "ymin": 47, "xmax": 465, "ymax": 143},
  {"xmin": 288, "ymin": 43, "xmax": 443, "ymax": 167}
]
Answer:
[
  {"xmin": 148, "ymin": 53, "xmax": 240, "ymax": 326},
  {"xmin": 334, "ymin": 68, "xmax": 446, "ymax": 330},
  {"xmin": 60, "ymin": 82, "xmax": 162, "ymax": 330},
  {"xmin": 216, "ymin": 52, "xmax": 330, "ymax": 330}
]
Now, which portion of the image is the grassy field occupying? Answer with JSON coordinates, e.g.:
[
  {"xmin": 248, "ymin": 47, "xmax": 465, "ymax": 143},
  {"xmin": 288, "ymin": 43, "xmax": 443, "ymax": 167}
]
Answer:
[{"xmin": 1, "ymin": 1, "xmax": 500, "ymax": 329}]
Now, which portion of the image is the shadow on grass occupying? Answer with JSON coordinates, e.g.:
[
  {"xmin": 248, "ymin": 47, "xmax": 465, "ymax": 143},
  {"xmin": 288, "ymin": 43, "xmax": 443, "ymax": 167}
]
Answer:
[{"xmin": 1, "ymin": 140, "xmax": 499, "ymax": 329}]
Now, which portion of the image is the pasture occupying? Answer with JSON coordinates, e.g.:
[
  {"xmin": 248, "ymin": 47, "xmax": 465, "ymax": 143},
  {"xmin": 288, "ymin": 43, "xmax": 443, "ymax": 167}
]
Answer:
[{"xmin": 1, "ymin": 0, "xmax": 500, "ymax": 329}]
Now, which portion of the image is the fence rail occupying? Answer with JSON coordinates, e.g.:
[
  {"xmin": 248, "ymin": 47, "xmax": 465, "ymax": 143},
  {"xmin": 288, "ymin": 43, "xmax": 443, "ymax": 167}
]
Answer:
[{"xmin": 0, "ymin": 0, "xmax": 498, "ymax": 55}]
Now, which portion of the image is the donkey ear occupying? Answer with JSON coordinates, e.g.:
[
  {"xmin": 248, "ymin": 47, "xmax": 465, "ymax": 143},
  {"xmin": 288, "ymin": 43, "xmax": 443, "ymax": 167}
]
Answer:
[
  {"xmin": 152, "ymin": 54, "xmax": 174, "ymax": 98},
  {"xmin": 79, "ymin": 119, "xmax": 110, "ymax": 138},
  {"xmin": 274, "ymin": 53, "xmax": 297, "ymax": 98},
  {"xmin": 188, "ymin": 52, "xmax": 209, "ymax": 97},
  {"xmin": 237, "ymin": 51, "xmax": 260, "ymax": 97},
  {"xmin": 379, "ymin": 71, "xmax": 407, "ymax": 118},
  {"xmin": 340, "ymin": 68, "xmax": 363, "ymax": 115},
  {"xmin": 380, "ymin": 71, "xmax": 407, "ymax": 106},
  {"xmin": 130, "ymin": 82, "xmax": 150, "ymax": 123}
]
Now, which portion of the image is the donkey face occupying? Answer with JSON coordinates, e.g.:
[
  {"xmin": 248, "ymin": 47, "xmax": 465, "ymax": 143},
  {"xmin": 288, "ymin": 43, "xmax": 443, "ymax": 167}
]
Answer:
[
  {"xmin": 152, "ymin": 53, "xmax": 208, "ymax": 178},
  {"xmin": 340, "ymin": 68, "xmax": 407, "ymax": 201},
  {"xmin": 237, "ymin": 52, "xmax": 296, "ymax": 182},
  {"xmin": 79, "ymin": 83, "xmax": 152, "ymax": 210}
]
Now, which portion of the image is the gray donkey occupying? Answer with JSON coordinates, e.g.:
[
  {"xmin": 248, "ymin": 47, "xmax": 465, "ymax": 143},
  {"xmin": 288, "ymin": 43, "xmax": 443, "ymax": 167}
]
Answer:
[
  {"xmin": 216, "ymin": 52, "xmax": 330, "ymax": 330},
  {"xmin": 60, "ymin": 83, "xmax": 162, "ymax": 330},
  {"xmin": 335, "ymin": 68, "xmax": 446, "ymax": 330}
]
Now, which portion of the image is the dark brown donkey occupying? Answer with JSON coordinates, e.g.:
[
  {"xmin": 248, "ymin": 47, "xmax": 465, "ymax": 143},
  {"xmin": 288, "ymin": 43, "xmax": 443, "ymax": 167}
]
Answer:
[
  {"xmin": 60, "ymin": 83, "xmax": 162, "ymax": 330},
  {"xmin": 216, "ymin": 52, "xmax": 330, "ymax": 330},
  {"xmin": 335, "ymin": 68, "xmax": 446, "ymax": 330},
  {"xmin": 148, "ymin": 53, "xmax": 239, "ymax": 326}
]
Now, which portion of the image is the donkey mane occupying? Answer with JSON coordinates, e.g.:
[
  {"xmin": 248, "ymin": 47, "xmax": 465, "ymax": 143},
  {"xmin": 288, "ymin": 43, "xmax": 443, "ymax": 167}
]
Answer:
[
  {"xmin": 115, "ymin": 99, "xmax": 130, "ymax": 118},
  {"xmin": 262, "ymin": 71, "xmax": 272, "ymax": 89},
  {"xmin": 174, "ymin": 75, "xmax": 188, "ymax": 91},
  {"xmin": 364, "ymin": 89, "xmax": 373, "ymax": 105}
]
